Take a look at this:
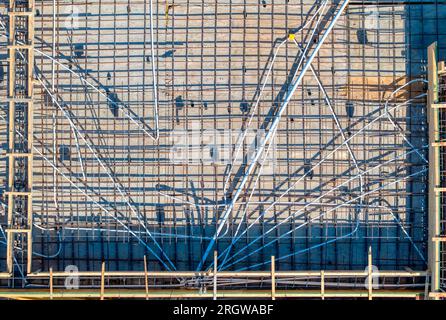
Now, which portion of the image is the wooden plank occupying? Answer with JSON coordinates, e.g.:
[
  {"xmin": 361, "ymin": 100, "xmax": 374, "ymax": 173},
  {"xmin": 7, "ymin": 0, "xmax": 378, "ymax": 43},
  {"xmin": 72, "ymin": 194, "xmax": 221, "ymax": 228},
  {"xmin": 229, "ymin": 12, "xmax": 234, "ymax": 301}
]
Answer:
[
  {"xmin": 7, "ymin": 153, "xmax": 33, "ymax": 158},
  {"xmin": 4, "ymin": 191, "xmax": 32, "ymax": 196},
  {"xmin": 321, "ymin": 270, "xmax": 325, "ymax": 300},
  {"xmin": 143, "ymin": 255, "xmax": 148, "ymax": 300},
  {"xmin": 339, "ymin": 76, "xmax": 411, "ymax": 102},
  {"xmin": 271, "ymin": 256, "xmax": 275, "ymax": 301},
  {"xmin": 432, "ymin": 141, "xmax": 446, "ymax": 147},
  {"xmin": 50, "ymin": 267, "xmax": 53, "ymax": 300},
  {"xmin": 7, "ymin": 11, "xmax": 34, "ymax": 16},
  {"xmin": 429, "ymin": 292, "xmax": 446, "ymax": 298},
  {"xmin": 368, "ymin": 247, "xmax": 373, "ymax": 301},
  {"xmin": 100, "ymin": 262, "xmax": 105, "ymax": 300},
  {"xmin": 5, "ymin": 229, "xmax": 31, "ymax": 234},
  {"xmin": 26, "ymin": 269, "xmax": 428, "ymax": 278}
]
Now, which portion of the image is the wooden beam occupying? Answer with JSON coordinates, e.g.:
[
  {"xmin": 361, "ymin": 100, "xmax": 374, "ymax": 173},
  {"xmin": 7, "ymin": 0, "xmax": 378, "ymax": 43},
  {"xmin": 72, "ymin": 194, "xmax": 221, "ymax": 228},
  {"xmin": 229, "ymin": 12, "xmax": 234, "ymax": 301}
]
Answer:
[
  {"xmin": 321, "ymin": 270, "xmax": 325, "ymax": 300},
  {"xmin": 431, "ymin": 141, "xmax": 446, "ymax": 147},
  {"xmin": 429, "ymin": 292, "xmax": 446, "ymax": 299},
  {"xmin": 271, "ymin": 256, "xmax": 276, "ymax": 301},
  {"xmin": 0, "ymin": 289, "xmax": 424, "ymax": 300},
  {"xmin": 49, "ymin": 267, "xmax": 53, "ymax": 300},
  {"xmin": 26, "ymin": 269, "xmax": 428, "ymax": 278},
  {"xmin": 4, "ymin": 191, "xmax": 32, "ymax": 196},
  {"xmin": 100, "ymin": 262, "xmax": 105, "ymax": 300},
  {"xmin": 428, "ymin": 41, "xmax": 441, "ymax": 295},
  {"xmin": 368, "ymin": 247, "xmax": 373, "ymax": 301}
]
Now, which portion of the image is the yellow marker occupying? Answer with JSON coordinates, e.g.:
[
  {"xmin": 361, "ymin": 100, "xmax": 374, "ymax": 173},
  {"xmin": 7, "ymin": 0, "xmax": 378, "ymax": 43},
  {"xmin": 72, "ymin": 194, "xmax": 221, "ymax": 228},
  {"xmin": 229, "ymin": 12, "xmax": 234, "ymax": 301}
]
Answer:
[{"xmin": 288, "ymin": 33, "xmax": 295, "ymax": 41}]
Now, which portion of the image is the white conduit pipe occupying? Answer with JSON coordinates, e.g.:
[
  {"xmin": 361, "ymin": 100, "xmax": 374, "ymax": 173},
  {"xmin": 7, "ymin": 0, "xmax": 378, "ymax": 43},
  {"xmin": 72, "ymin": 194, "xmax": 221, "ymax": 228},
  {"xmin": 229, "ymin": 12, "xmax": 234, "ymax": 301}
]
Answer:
[
  {"xmin": 35, "ymin": 49, "xmax": 158, "ymax": 141},
  {"xmin": 197, "ymin": 0, "xmax": 354, "ymax": 271},
  {"xmin": 223, "ymin": 0, "xmax": 329, "ymax": 196},
  {"xmin": 38, "ymin": 77, "xmax": 176, "ymax": 270},
  {"xmin": 1, "ymin": 21, "xmax": 155, "ymax": 141},
  {"xmin": 219, "ymin": 35, "xmax": 366, "ymax": 268},
  {"xmin": 149, "ymin": 0, "xmax": 160, "ymax": 140},
  {"xmin": 224, "ymin": 145, "xmax": 426, "ymax": 263},
  {"xmin": 218, "ymin": 145, "xmax": 426, "ymax": 269},
  {"xmin": 0, "ymin": 108, "xmax": 174, "ymax": 270},
  {"xmin": 225, "ymin": 167, "xmax": 427, "ymax": 270},
  {"xmin": 262, "ymin": 94, "xmax": 426, "ymax": 216}
]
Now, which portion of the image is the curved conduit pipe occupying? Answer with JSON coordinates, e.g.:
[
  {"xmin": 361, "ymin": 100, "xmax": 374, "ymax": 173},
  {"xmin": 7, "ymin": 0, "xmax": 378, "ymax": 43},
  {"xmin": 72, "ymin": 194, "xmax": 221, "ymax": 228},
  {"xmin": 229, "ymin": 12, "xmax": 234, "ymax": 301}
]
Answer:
[
  {"xmin": 0, "ymin": 23, "xmax": 175, "ymax": 267},
  {"xmin": 38, "ymin": 77, "xmax": 177, "ymax": 271},
  {"xmin": 220, "ymin": 146, "xmax": 427, "ymax": 269},
  {"xmin": 0, "ymin": 113, "xmax": 174, "ymax": 271},
  {"xmin": 222, "ymin": 0, "xmax": 330, "ymax": 197},
  {"xmin": 197, "ymin": 0, "xmax": 352, "ymax": 271},
  {"xmin": 0, "ymin": 13, "xmax": 159, "ymax": 141},
  {"xmin": 219, "ymin": 26, "xmax": 365, "ymax": 269},
  {"xmin": 228, "ymin": 167, "xmax": 427, "ymax": 271},
  {"xmin": 215, "ymin": 95, "xmax": 426, "ymax": 269}
]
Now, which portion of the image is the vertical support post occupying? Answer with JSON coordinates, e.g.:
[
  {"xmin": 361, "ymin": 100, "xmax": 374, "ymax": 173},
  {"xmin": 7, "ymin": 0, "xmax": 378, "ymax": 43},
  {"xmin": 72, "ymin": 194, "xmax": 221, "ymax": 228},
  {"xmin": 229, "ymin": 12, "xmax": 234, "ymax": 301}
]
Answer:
[
  {"xmin": 213, "ymin": 251, "xmax": 217, "ymax": 300},
  {"xmin": 321, "ymin": 270, "xmax": 325, "ymax": 300},
  {"xmin": 424, "ymin": 274, "xmax": 430, "ymax": 300},
  {"xmin": 100, "ymin": 261, "xmax": 105, "ymax": 300},
  {"xmin": 144, "ymin": 255, "xmax": 149, "ymax": 300},
  {"xmin": 49, "ymin": 267, "xmax": 53, "ymax": 300},
  {"xmin": 271, "ymin": 256, "xmax": 275, "ymax": 300},
  {"xmin": 368, "ymin": 246, "xmax": 373, "ymax": 300},
  {"xmin": 5, "ymin": 232, "xmax": 12, "ymax": 273},
  {"xmin": 428, "ymin": 42, "xmax": 441, "ymax": 298}
]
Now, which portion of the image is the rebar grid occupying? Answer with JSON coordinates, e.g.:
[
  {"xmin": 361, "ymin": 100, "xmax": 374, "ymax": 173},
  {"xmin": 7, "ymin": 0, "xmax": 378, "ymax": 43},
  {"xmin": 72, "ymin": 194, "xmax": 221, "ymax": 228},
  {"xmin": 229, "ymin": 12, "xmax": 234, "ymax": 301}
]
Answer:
[{"xmin": 0, "ymin": 0, "xmax": 443, "ymax": 279}]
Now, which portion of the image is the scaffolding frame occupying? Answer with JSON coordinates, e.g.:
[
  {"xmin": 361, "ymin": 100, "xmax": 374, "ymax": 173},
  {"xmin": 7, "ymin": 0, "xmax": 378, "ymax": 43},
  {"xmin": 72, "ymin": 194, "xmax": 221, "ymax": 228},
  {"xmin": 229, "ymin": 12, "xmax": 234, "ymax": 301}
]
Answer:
[
  {"xmin": 5, "ymin": 0, "xmax": 34, "ymax": 276},
  {"xmin": 427, "ymin": 41, "xmax": 446, "ymax": 299}
]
